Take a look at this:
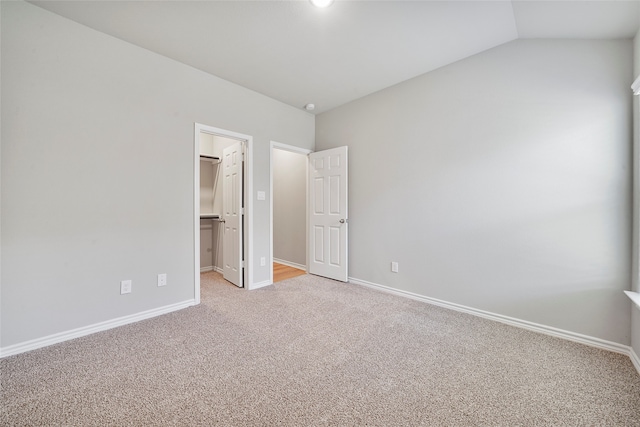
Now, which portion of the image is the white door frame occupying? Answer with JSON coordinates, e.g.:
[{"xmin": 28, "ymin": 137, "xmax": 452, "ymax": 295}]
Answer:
[
  {"xmin": 194, "ymin": 123, "xmax": 254, "ymax": 304},
  {"xmin": 269, "ymin": 141, "xmax": 312, "ymax": 284}
]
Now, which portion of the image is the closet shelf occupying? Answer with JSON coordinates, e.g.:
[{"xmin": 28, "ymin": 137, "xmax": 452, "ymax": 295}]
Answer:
[
  {"xmin": 200, "ymin": 213, "xmax": 220, "ymax": 219},
  {"xmin": 200, "ymin": 155, "xmax": 221, "ymax": 164},
  {"xmin": 625, "ymin": 291, "xmax": 640, "ymax": 310}
]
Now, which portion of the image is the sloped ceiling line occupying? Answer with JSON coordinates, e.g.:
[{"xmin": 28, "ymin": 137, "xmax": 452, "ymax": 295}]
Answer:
[{"xmin": 27, "ymin": 1, "xmax": 640, "ymax": 113}]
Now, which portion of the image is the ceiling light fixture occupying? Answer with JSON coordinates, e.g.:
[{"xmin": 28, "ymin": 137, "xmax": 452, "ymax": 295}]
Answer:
[
  {"xmin": 310, "ymin": 0, "xmax": 334, "ymax": 8},
  {"xmin": 304, "ymin": 103, "xmax": 315, "ymax": 111}
]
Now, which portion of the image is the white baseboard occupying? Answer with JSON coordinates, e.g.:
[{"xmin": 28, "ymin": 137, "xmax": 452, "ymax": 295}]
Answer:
[
  {"xmin": 273, "ymin": 258, "xmax": 306, "ymax": 271},
  {"xmin": 249, "ymin": 279, "xmax": 272, "ymax": 290},
  {"xmin": 200, "ymin": 266, "xmax": 223, "ymax": 274},
  {"xmin": 0, "ymin": 299, "xmax": 196, "ymax": 358},
  {"xmin": 348, "ymin": 277, "xmax": 633, "ymax": 358},
  {"xmin": 631, "ymin": 347, "xmax": 640, "ymax": 375}
]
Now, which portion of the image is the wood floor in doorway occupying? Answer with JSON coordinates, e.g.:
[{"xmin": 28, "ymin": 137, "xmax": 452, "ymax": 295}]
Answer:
[{"xmin": 273, "ymin": 263, "xmax": 306, "ymax": 283}]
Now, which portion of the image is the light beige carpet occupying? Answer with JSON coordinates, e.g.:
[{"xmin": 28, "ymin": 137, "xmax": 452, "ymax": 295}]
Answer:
[{"xmin": 2, "ymin": 272, "xmax": 639, "ymax": 426}]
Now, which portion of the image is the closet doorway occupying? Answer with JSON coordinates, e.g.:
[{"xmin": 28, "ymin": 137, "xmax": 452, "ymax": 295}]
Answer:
[
  {"xmin": 194, "ymin": 124, "xmax": 253, "ymax": 304},
  {"xmin": 270, "ymin": 142, "xmax": 311, "ymax": 283}
]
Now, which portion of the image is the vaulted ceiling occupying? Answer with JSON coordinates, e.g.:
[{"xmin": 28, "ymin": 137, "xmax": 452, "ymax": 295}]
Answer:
[{"xmin": 30, "ymin": 1, "xmax": 640, "ymax": 114}]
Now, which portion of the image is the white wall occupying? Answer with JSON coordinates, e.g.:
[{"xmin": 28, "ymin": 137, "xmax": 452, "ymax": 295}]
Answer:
[
  {"xmin": 273, "ymin": 149, "xmax": 307, "ymax": 266},
  {"xmin": 1, "ymin": 1, "xmax": 314, "ymax": 350},
  {"xmin": 317, "ymin": 39, "xmax": 633, "ymax": 345}
]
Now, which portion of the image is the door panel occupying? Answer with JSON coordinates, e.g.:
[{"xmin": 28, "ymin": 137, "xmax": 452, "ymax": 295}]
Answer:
[
  {"xmin": 314, "ymin": 226, "xmax": 324, "ymax": 263},
  {"xmin": 330, "ymin": 175, "xmax": 340, "ymax": 213},
  {"xmin": 329, "ymin": 226, "xmax": 340, "ymax": 265},
  {"xmin": 308, "ymin": 146, "xmax": 348, "ymax": 282},
  {"xmin": 223, "ymin": 142, "xmax": 243, "ymax": 287}
]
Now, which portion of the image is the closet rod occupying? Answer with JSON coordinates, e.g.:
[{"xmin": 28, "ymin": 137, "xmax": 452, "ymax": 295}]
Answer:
[{"xmin": 200, "ymin": 214, "xmax": 224, "ymax": 221}]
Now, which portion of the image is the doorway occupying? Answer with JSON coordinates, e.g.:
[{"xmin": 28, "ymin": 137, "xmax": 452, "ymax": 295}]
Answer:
[
  {"xmin": 270, "ymin": 142, "xmax": 311, "ymax": 283},
  {"xmin": 194, "ymin": 123, "xmax": 253, "ymax": 304},
  {"xmin": 269, "ymin": 143, "xmax": 350, "ymax": 284}
]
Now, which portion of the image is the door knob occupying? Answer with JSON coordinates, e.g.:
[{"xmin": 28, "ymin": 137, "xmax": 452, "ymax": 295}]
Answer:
[{"xmin": 339, "ymin": 219, "xmax": 347, "ymax": 224}]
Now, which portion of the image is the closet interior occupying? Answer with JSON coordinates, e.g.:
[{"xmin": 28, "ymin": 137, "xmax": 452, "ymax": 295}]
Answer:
[{"xmin": 199, "ymin": 133, "xmax": 229, "ymax": 273}]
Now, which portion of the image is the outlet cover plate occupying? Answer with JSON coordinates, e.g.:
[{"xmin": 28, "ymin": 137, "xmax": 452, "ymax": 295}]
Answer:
[
  {"xmin": 158, "ymin": 273, "xmax": 167, "ymax": 287},
  {"xmin": 121, "ymin": 280, "xmax": 132, "ymax": 294}
]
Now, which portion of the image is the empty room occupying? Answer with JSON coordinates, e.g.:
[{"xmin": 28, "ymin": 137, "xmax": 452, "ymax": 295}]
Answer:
[{"xmin": 2, "ymin": 0, "xmax": 640, "ymax": 425}]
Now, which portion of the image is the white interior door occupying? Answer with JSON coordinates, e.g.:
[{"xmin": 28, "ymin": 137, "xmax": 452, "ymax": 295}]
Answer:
[
  {"xmin": 308, "ymin": 146, "xmax": 348, "ymax": 282},
  {"xmin": 223, "ymin": 141, "xmax": 243, "ymax": 287}
]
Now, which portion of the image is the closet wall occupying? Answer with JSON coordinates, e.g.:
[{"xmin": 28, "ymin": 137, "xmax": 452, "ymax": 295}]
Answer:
[
  {"xmin": 199, "ymin": 134, "xmax": 238, "ymax": 272},
  {"xmin": 273, "ymin": 149, "xmax": 307, "ymax": 267}
]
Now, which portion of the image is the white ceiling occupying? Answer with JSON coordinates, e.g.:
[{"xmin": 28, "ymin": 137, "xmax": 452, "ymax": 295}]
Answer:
[{"xmin": 30, "ymin": 0, "xmax": 640, "ymax": 114}]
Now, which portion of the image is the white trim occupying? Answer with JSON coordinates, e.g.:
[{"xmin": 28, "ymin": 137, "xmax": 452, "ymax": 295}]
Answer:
[
  {"xmin": 0, "ymin": 300, "xmax": 195, "ymax": 358},
  {"xmin": 273, "ymin": 258, "xmax": 306, "ymax": 271},
  {"xmin": 630, "ymin": 347, "xmax": 640, "ymax": 375},
  {"xmin": 194, "ymin": 126, "xmax": 202, "ymax": 304},
  {"xmin": 200, "ymin": 266, "xmax": 223, "ymax": 274},
  {"xmin": 251, "ymin": 279, "xmax": 273, "ymax": 290},
  {"xmin": 195, "ymin": 123, "xmax": 253, "ymax": 292},
  {"xmin": 348, "ymin": 276, "xmax": 632, "ymax": 356},
  {"xmin": 269, "ymin": 141, "xmax": 312, "ymax": 286},
  {"xmin": 245, "ymin": 136, "xmax": 254, "ymax": 290}
]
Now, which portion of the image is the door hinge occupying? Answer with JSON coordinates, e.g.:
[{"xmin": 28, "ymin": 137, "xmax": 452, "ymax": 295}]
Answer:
[{"xmin": 240, "ymin": 207, "xmax": 245, "ymax": 215}]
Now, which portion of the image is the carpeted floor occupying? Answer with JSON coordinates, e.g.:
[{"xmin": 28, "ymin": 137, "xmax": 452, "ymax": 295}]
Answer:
[{"xmin": 2, "ymin": 272, "xmax": 639, "ymax": 426}]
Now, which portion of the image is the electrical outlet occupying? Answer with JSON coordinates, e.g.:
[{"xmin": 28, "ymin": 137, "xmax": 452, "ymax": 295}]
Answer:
[
  {"xmin": 158, "ymin": 273, "xmax": 167, "ymax": 287},
  {"xmin": 120, "ymin": 280, "xmax": 132, "ymax": 294},
  {"xmin": 391, "ymin": 262, "xmax": 399, "ymax": 273},
  {"xmin": 260, "ymin": 257, "xmax": 266, "ymax": 267}
]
